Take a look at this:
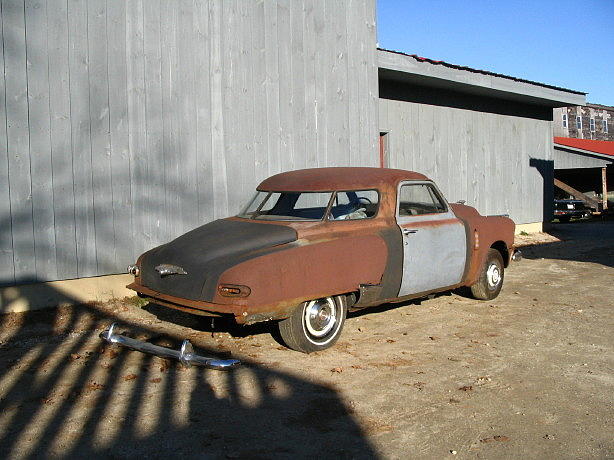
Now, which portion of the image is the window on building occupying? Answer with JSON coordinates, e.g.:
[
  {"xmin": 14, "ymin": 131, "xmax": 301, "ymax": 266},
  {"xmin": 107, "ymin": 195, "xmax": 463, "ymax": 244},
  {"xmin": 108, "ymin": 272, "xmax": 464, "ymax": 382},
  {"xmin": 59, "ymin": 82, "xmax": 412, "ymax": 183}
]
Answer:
[
  {"xmin": 590, "ymin": 118, "xmax": 596, "ymax": 132},
  {"xmin": 604, "ymin": 120, "xmax": 609, "ymax": 133},
  {"xmin": 576, "ymin": 116, "xmax": 582, "ymax": 130},
  {"xmin": 562, "ymin": 114, "xmax": 567, "ymax": 128}
]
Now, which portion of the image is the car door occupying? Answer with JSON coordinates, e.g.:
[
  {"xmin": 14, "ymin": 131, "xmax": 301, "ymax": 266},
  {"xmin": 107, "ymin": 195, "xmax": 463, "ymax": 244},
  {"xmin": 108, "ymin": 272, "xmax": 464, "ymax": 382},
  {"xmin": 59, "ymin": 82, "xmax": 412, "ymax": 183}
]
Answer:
[{"xmin": 396, "ymin": 181, "xmax": 467, "ymax": 296}]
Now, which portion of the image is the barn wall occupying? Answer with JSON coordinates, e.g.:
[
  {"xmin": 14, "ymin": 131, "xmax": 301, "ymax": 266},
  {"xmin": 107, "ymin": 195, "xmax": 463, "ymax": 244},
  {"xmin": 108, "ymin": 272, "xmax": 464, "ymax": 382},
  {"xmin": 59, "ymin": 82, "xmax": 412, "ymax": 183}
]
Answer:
[
  {"xmin": 0, "ymin": 0, "xmax": 378, "ymax": 285},
  {"xmin": 379, "ymin": 97, "xmax": 553, "ymax": 225},
  {"xmin": 552, "ymin": 148, "xmax": 610, "ymax": 170}
]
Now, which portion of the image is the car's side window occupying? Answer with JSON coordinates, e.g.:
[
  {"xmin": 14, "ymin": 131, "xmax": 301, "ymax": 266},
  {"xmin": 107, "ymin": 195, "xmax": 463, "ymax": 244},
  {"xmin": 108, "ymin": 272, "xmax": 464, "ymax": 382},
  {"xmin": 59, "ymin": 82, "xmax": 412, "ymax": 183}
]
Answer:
[
  {"xmin": 398, "ymin": 183, "xmax": 447, "ymax": 216},
  {"xmin": 329, "ymin": 190, "xmax": 379, "ymax": 220}
]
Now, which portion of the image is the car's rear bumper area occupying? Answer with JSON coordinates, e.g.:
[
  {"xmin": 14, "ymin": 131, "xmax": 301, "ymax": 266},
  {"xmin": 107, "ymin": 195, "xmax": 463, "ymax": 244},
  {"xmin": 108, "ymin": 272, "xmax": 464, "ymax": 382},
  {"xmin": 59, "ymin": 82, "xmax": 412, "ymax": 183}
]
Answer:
[
  {"xmin": 100, "ymin": 323, "xmax": 240, "ymax": 370},
  {"xmin": 555, "ymin": 211, "xmax": 589, "ymax": 217},
  {"xmin": 127, "ymin": 282, "xmax": 243, "ymax": 319}
]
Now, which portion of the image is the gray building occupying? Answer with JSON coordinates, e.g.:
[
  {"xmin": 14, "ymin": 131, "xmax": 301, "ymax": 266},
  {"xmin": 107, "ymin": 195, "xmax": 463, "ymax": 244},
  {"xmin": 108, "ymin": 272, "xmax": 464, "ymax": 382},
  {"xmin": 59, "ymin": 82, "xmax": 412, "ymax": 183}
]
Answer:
[
  {"xmin": 0, "ymin": 0, "xmax": 586, "ymax": 295},
  {"xmin": 1, "ymin": 0, "xmax": 378, "ymax": 287},
  {"xmin": 377, "ymin": 49, "xmax": 584, "ymax": 232},
  {"xmin": 552, "ymin": 138, "xmax": 613, "ymax": 211}
]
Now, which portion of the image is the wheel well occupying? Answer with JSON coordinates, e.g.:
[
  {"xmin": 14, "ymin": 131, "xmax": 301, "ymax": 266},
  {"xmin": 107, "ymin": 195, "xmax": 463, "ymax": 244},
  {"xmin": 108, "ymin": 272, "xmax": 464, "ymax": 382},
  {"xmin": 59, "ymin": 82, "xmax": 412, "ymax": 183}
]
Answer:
[
  {"xmin": 490, "ymin": 241, "xmax": 509, "ymax": 267},
  {"xmin": 346, "ymin": 291, "xmax": 359, "ymax": 307}
]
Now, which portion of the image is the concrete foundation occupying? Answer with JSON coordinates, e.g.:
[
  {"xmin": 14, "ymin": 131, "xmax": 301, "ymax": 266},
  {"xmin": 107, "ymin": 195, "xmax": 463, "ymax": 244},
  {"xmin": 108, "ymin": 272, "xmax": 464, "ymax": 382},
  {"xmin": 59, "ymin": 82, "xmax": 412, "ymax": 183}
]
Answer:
[
  {"xmin": 0, "ymin": 274, "xmax": 134, "ymax": 314},
  {"xmin": 515, "ymin": 222, "xmax": 544, "ymax": 234}
]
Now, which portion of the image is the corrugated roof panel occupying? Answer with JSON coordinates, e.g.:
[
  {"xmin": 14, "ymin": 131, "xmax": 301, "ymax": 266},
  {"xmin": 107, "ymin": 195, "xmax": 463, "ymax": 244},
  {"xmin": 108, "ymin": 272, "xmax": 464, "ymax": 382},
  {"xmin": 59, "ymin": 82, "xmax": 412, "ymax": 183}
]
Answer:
[{"xmin": 554, "ymin": 137, "xmax": 614, "ymax": 157}]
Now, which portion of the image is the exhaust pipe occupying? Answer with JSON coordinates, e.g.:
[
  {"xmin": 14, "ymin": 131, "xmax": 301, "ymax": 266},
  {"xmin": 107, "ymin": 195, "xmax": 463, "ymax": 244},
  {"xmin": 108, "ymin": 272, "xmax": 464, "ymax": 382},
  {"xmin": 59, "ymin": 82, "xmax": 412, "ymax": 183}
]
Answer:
[{"xmin": 100, "ymin": 323, "xmax": 240, "ymax": 370}]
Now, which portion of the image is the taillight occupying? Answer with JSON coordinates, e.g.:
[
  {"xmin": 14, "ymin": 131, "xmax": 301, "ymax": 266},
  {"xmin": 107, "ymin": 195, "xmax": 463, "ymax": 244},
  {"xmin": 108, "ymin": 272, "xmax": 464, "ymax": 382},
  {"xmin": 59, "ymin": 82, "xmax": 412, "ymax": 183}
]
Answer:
[{"xmin": 218, "ymin": 284, "xmax": 251, "ymax": 298}]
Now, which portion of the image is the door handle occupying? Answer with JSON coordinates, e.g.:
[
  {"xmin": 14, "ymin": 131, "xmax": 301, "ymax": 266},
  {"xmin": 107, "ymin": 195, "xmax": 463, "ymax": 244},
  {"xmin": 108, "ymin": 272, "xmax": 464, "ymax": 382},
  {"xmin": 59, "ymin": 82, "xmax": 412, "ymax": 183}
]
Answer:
[{"xmin": 403, "ymin": 229, "xmax": 418, "ymax": 235}]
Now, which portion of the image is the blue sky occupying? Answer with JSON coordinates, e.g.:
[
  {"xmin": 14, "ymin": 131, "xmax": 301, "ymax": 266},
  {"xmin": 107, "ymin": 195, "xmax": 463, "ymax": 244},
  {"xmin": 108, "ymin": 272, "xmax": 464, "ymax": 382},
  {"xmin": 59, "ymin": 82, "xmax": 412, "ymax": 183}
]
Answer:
[{"xmin": 377, "ymin": 0, "xmax": 614, "ymax": 106}]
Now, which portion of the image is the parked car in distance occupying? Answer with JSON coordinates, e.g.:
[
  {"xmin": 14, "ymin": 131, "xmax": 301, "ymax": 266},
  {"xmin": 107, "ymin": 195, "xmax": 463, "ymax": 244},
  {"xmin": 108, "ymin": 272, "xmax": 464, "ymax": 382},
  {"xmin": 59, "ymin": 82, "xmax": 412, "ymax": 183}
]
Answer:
[
  {"xmin": 127, "ymin": 167, "xmax": 516, "ymax": 353},
  {"xmin": 553, "ymin": 199, "xmax": 593, "ymax": 223}
]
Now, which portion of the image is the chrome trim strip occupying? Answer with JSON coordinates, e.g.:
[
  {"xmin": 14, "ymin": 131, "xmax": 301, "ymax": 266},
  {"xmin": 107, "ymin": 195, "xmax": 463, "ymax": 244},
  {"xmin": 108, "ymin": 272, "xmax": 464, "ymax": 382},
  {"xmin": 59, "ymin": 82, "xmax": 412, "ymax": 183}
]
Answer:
[
  {"xmin": 99, "ymin": 323, "xmax": 240, "ymax": 370},
  {"xmin": 155, "ymin": 264, "xmax": 188, "ymax": 276}
]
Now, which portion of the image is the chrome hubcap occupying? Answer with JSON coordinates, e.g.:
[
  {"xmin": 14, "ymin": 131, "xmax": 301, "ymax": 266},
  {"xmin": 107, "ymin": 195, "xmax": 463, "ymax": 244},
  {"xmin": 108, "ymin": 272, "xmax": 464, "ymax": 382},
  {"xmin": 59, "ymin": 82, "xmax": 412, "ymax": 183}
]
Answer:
[
  {"xmin": 487, "ymin": 263, "xmax": 501, "ymax": 288},
  {"xmin": 304, "ymin": 298, "xmax": 337, "ymax": 338}
]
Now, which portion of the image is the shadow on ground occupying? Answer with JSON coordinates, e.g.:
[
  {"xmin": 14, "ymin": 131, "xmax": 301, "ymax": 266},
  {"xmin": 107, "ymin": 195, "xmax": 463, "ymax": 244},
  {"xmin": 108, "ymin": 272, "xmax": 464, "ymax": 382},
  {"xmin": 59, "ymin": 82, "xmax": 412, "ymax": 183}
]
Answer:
[
  {"xmin": 0, "ymin": 287, "xmax": 378, "ymax": 459},
  {"xmin": 522, "ymin": 218, "xmax": 614, "ymax": 268}
]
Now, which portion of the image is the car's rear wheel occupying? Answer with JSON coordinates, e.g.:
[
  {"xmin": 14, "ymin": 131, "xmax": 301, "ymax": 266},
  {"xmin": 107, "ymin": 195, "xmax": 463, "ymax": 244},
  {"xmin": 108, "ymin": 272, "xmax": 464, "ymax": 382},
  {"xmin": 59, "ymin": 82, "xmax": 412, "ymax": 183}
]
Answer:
[
  {"xmin": 470, "ymin": 248, "xmax": 504, "ymax": 300},
  {"xmin": 277, "ymin": 295, "xmax": 347, "ymax": 353}
]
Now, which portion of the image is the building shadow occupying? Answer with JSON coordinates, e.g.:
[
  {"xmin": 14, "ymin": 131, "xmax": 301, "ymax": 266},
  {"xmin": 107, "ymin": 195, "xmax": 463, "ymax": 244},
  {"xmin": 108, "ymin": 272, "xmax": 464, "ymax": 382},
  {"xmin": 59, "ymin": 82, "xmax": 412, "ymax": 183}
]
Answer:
[
  {"xmin": 0, "ymin": 288, "xmax": 379, "ymax": 459},
  {"xmin": 529, "ymin": 158, "xmax": 555, "ymax": 228},
  {"xmin": 525, "ymin": 158, "xmax": 614, "ymax": 267},
  {"xmin": 520, "ymin": 218, "xmax": 614, "ymax": 268}
]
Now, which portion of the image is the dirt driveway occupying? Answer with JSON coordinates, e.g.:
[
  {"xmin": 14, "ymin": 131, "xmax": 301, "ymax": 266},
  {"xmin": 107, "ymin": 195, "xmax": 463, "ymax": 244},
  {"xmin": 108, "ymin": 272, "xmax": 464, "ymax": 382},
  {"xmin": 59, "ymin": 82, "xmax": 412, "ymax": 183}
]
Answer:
[{"xmin": 0, "ymin": 220, "xmax": 612, "ymax": 459}]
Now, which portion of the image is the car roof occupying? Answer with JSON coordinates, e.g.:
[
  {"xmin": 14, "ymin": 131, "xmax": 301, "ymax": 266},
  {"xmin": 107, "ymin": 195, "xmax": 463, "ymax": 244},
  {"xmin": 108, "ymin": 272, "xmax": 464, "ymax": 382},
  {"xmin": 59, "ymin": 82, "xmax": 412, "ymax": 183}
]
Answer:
[{"xmin": 258, "ymin": 167, "xmax": 429, "ymax": 192}]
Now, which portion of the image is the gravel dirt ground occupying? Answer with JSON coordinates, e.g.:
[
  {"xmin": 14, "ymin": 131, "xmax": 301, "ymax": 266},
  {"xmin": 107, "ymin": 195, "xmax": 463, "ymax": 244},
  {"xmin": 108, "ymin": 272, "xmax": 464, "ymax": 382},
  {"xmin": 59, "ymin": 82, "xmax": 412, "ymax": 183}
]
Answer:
[{"xmin": 0, "ymin": 220, "xmax": 612, "ymax": 459}]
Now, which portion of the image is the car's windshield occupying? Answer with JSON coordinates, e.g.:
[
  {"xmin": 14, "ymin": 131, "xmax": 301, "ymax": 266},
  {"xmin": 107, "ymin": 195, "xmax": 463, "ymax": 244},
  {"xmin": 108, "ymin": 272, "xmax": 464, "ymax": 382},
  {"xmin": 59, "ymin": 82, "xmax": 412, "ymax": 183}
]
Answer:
[{"xmin": 238, "ymin": 190, "xmax": 379, "ymax": 221}]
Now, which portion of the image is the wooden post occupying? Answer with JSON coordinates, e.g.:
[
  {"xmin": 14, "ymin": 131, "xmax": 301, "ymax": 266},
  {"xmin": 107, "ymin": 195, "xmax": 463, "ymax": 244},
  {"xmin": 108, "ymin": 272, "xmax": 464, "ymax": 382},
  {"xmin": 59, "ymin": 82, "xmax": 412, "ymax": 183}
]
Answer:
[
  {"xmin": 601, "ymin": 167, "xmax": 608, "ymax": 211},
  {"xmin": 553, "ymin": 178, "xmax": 601, "ymax": 210}
]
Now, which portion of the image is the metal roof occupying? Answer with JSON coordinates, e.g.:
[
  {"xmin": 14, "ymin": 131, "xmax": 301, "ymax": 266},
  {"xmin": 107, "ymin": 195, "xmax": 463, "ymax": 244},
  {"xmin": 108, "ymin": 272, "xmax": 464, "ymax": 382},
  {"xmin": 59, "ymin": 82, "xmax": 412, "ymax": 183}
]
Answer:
[
  {"xmin": 379, "ymin": 48, "xmax": 586, "ymax": 96},
  {"xmin": 554, "ymin": 137, "xmax": 614, "ymax": 158}
]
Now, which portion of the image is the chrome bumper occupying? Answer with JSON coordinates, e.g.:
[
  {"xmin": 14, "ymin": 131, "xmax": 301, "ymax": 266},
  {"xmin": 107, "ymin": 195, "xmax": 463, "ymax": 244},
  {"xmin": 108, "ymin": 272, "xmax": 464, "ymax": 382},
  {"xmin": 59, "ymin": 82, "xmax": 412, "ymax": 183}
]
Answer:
[{"xmin": 99, "ymin": 323, "xmax": 240, "ymax": 370}]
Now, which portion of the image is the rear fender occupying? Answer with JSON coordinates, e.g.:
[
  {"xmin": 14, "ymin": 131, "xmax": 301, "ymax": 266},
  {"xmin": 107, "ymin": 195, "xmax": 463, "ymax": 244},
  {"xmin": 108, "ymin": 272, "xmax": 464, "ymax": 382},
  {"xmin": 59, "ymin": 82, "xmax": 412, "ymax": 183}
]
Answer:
[
  {"xmin": 216, "ymin": 235, "xmax": 388, "ymax": 319},
  {"xmin": 450, "ymin": 204, "xmax": 515, "ymax": 285}
]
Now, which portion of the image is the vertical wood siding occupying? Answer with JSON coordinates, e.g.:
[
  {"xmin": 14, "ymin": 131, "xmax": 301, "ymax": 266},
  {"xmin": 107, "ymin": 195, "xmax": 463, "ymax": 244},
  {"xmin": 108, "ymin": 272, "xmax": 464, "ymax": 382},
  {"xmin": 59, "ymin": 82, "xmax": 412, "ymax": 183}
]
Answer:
[
  {"xmin": 551, "ymin": 148, "xmax": 610, "ymax": 170},
  {"xmin": 0, "ymin": 0, "xmax": 379, "ymax": 285},
  {"xmin": 379, "ymin": 98, "xmax": 553, "ymax": 225}
]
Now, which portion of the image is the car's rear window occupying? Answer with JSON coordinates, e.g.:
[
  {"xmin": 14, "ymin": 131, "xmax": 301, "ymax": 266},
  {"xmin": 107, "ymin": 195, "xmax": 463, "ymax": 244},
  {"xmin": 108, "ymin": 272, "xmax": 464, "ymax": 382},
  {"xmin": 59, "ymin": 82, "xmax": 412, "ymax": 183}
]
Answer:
[
  {"xmin": 238, "ymin": 191, "xmax": 333, "ymax": 221},
  {"xmin": 238, "ymin": 190, "xmax": 379, "ymax": 221}
]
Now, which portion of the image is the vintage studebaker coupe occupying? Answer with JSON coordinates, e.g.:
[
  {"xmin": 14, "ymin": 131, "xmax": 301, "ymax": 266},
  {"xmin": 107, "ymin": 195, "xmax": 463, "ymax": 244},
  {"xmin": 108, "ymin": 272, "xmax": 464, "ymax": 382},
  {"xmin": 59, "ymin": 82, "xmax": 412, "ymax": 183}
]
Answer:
[{"xmin": 125, "ymin": 167, "xmax": 516, "ymax": 354}]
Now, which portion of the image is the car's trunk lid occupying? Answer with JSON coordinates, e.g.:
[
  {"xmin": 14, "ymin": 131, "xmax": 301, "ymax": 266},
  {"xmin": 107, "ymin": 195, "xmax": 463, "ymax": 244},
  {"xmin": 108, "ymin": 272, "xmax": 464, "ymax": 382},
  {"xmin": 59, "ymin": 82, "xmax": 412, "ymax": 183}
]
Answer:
[{"xmin": 139, "ymin": 219, "xmax": 297, "ymax": 301}]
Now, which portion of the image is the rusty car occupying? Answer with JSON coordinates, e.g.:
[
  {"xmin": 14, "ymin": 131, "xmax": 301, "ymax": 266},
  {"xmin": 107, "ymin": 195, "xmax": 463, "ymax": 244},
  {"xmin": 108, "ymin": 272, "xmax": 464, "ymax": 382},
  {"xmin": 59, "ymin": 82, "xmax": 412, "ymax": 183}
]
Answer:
[{"xmin": 123, "ymin": 167, "xmax": 516, "ymax": 354}]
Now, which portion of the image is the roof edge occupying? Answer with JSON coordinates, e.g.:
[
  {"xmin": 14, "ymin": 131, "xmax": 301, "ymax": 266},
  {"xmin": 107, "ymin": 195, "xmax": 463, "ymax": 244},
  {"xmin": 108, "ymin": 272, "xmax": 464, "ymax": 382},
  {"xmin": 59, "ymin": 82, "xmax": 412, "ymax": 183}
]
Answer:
[{"xmin": 378, "ymin": 48, "xmax": 587, "ymax": 107}]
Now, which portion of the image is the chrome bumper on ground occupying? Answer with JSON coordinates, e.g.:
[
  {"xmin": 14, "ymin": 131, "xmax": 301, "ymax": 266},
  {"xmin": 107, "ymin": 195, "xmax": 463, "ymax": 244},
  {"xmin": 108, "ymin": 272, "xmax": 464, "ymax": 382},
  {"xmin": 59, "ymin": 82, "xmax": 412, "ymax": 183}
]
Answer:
[{"xmin": 100, "ymin": 323, "xmax": 240, "ymax": 370}]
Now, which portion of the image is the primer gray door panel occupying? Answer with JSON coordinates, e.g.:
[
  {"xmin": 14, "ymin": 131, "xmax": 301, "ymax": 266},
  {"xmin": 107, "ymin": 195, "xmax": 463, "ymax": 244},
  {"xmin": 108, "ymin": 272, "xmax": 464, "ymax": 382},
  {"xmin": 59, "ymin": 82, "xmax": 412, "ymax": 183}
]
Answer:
[{"xmin": 396, "ymin": 182, "xmax": 467, "ymax": 296}]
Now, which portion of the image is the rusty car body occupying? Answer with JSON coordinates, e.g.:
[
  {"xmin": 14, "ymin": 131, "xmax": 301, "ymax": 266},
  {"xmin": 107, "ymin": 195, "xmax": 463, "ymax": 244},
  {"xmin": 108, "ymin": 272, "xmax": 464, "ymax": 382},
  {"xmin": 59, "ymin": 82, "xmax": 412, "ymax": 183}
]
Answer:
[{"xmin": 127, "ymin": 167, "xmax": 516, "ymax": 353}]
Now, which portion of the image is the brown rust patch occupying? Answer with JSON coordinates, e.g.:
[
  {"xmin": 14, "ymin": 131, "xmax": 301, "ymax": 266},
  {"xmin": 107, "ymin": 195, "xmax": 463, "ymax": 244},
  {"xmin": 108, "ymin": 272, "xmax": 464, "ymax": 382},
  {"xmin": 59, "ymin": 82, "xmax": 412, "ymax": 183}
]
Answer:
[
  {"xmin": 258, "ymin": 167, "xmax": 428, "ymax": 192},
  {"xmin": 217, "ymin": 233, "xmax": 388, "ymax": 315},
  {"xmin": 450, "ymin": 203, "xmax": 515, "ymax": 286}
]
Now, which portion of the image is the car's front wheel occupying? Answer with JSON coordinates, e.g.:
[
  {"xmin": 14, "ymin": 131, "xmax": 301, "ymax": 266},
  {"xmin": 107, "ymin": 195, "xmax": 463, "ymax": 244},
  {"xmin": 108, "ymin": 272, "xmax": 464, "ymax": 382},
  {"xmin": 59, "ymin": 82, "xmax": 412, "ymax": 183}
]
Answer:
[{"xmin": 277, "ymin": 295, "xmax": 347, "ymax": 353}]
